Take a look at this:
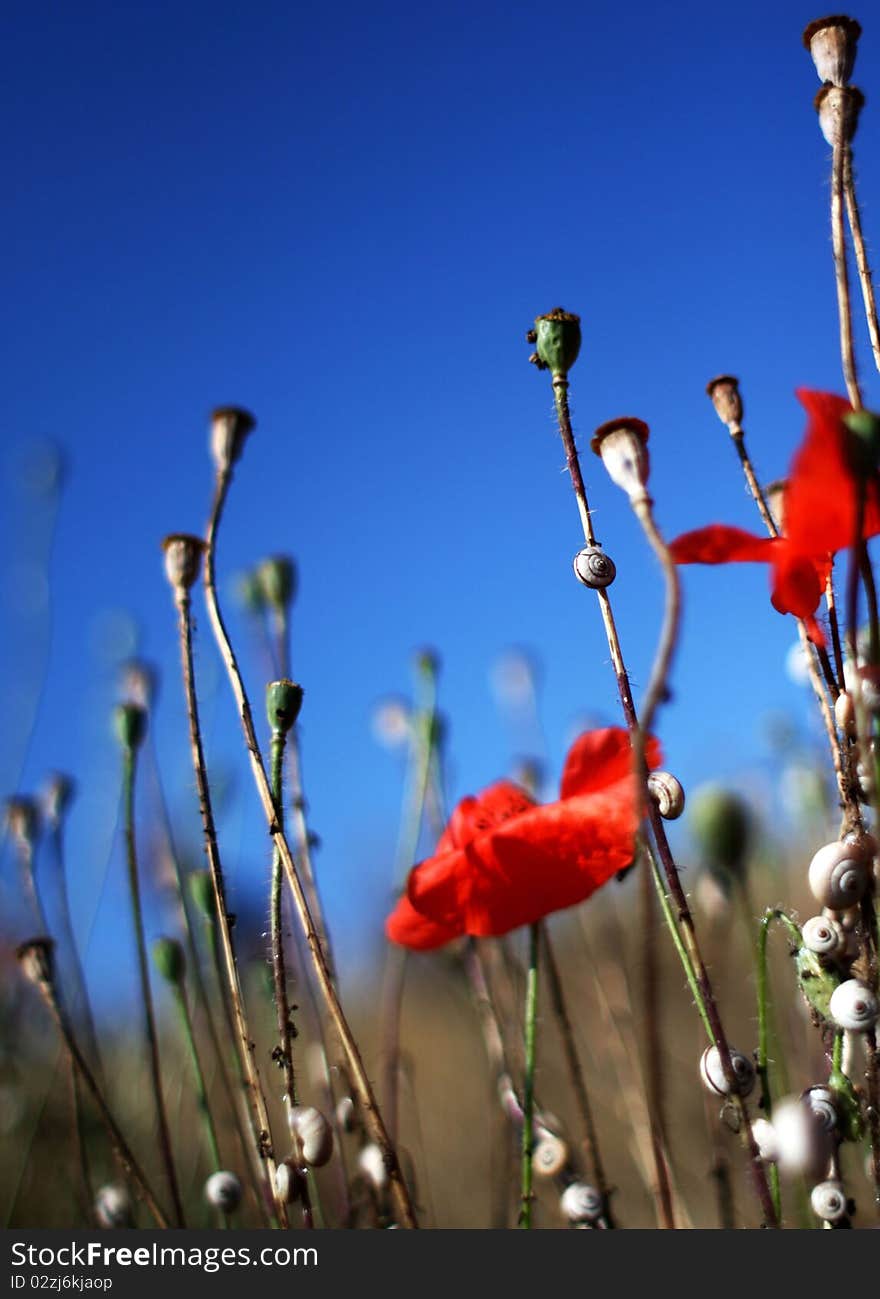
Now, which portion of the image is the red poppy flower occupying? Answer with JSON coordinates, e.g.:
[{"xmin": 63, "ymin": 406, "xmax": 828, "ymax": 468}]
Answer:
[
  {"xmin": 385, "ymin": 727, "xmax": 661, "ymax": 949},
  {"xmin": 670, "ymin": 390, "xmax": 880, "ymax": 645}
]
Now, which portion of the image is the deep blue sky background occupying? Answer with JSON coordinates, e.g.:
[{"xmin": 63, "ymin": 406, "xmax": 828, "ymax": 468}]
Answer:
[{"xmin": 3, "ymin": 1, "xmax": 880, "ymax": 1006}]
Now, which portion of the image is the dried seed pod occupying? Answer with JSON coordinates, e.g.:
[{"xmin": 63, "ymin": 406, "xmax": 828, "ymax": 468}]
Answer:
[
  {"xmin": 802, "ymin": 16, "xmax": 861, "ymax": 85},
  {"xmin": 591, "ymin": 418, "xmax": 651, "ymax": 508},
  {"xmin": 161, "ymin": 534, "xmax": 205, "ymax": 591},
  {"xmin": 572, "ymin": 545, "xmax": 616, "ymax": 589},
  {"xmin": 810, "ymin": 1179, "xmax": 848, "ymax": 1223},
  {"xmin": 706, "ymin": 375, "xmax": 743, "ymax": 430},
  {"xmin": 699, "ymin": 1044, "xmax": 755, "ymax": 1098},
  {"xmin": 772, "ymin": 1096, "xmax": 832, "ymax": 1179},
  {"xmin": 808, "ymin": 840, "xmax": 869, "ymax": 909},
  {"xmin": 751, "ymin": 1117, "xmax": 778, "ymax": 1163},
  {"xmin": 532, "ymin": 1133, "xmax": 568, "ymax": 1178},
  {"xmin": 16, "ymin": 938, "xmax": 54, "ymax": 989},
  {"xmin": 275, "ymin": 1159, "xmax": 304, "ymax": 1204},
  {"xmin": 288, "ymin": 1105, "xmax": 333, "ymax": 1167},
  {"xmin": 94, "ymin": 1183, "xmax": 133, "ymax": 1229},
  {"xmin": 559, "ymin": 1182, "xmax": 603, "ymax": 1224},
  {"xmin": 4, "ymin": 797, "xmax": 39, "ymax": 849},
  {"xmin": 210, "ymin": 406, "xmax": 256, "ymax": 473},
  {"xmin": 814, "ymin": 84, "xmax": 864, "ymax": 148},
  {"xmin": 803, "ymin": 1085, "xmax": 838, "ymax": 1134},
  {"xmin": 357, "ymin": 1142, "xmax": 387, "ymax": 1190},
  {"xmin": 829, "ymin": 978, "xmax": 879, "ymax": 1031},
  {"xmin": 204, "ymin": 1170, "xmax": 242, "ymax": 1212},
  {"xmin": 41, "ymin": 773, "xmax": 75, "ymax": 829},
  {"xmin": 802, "ymin": 914, "xmax": 846, "ymax": 959},
  {"xmin": 647, "ymin": 771, "xmax": 685, "ymax": 820}
]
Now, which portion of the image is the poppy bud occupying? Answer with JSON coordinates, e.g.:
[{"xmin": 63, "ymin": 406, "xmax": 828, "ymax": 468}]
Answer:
[
  {"xmin": 802, "ymin": 16, "xmax": 861, "ymax": 86},
  {"xmin": 235, "ymin": 569, "xmax": 267, "ymax": 615},
  {"xmin": 843, "ymin": 408, "xmax": 880, "ymax": 477},
  {"xmin": 41, "ymin": 773, "xmax": 75, "ymax": 829},
  {"xmin": 814, "ymin": 84, "xmax": 864, "ymax": 148},
  {"xmin": 4, "ymin": 797, "xmax": 39, "ymax": 849},
  {"xmin": 689, "ymin": 784, "xmax": 752, "ymax": 882},
  {"xmin": 256, "ymin": 556, "xmax": 297, "ymax": 613},
  {"xmin": 120, "ymin": 659, "xmax": 157, "ymax": 710},
  {"xmin": 94, "ymin": 1184, "xmax": 134, "ymax": 1229},
  {"xmin": 113, "ymin": 702, "xmax": 147, "ymax": 753},
  {"xmin": 573, "ymin": 545, "xmax": 616, "ymax": 589},
  {"xmin": 189, "ymin": 869, "xmax": 216, "ymax": 919},
  {"xmin": 152, "ymin": 937, "xmax": 186, "ymax": 986},
  {"xmin": 210, "ymin": 406, "xmax": 256, "ymax": 473},
  {"xmin": 161, "ymin": 534, "xmax": 205, "ymax": 591},
  {"xmin": 204, "ymin": 1170, "xmax": 242, "ymax": 1212},
  {"xmin": 590, "ymin": 418, "xmax": 651, "ymax": 507},
  {"xmin": 529, "ymin": 308, "xmax": 582, "ymax": 377},
  {"xmin": 266, "ymin": 679, "xmax": 304, "ymax": 734},
  {"xmin": 706, "ymin": 375, "xmax": 743, "ymax": 430},
  {"xmin": 16, "ymin": 938, "xmax": 54, "ymax": 989}
]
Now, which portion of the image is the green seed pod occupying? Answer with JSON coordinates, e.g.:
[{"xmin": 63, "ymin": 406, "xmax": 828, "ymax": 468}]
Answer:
[
  {"xmin": 256, "ymin": 556, "xmax": 297, "ymax": 613},
  {"xmin": 189, "ymin": 870, "xmax": 216, "ymax": 920},
  {"xmin": 113, "ymin": 702, "xmax": 147, "ymax": 753},
  {"xmin": 266, "ymin": 679, "xmax": 304, "ymax": 734},
  {"xmin": 828, "ymin": 1066, "xmax": 865, "ymax": 1143},
  {"xmin": 414, "ymin": 647, "xmax": 440, "ymax": 678},
  {"xmin": 689, "ymin": 785, "xmax": 752, "ymax": 881},
  {"xmin": 529, "ymin": 308, "xmax": 581, "ymax": 377},
  {"xmin": 235, "ymin": 569, "xmax": 267, "ymax": 615},
  {"xmin": 152, "ymin": 937, "xmax": 186, "ymax": 985},
  {"xmin": 843, "ymin": 408, "xmax": 880, "ymax": 477},
  {"xmin": 795, "ymin": 943, "xmax": 842, "ymax": 1024}
]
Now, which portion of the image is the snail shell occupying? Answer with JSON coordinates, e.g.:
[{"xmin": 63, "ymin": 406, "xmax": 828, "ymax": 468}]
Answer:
[
  {"xmin": 751, "ymin": 1117, "xmax": 778, "ymax": 1163},
  {"xmin": 204, "ymin": 1170, "xmax": 242, "ymax": 1213},
  {"xmin": 699, "ymin": 1044, "xmax": 756, "ymax": 1098},
  {"xmin": 802, "ymin": 1085, "xmax": 838, "ymax": 1134},
  {"xmin": 647, "ymin": 771, "xmax": 685, "ymax": 820},
  {"xmin": 802, "ymin": 915, "xmax": 846, "ymax": 959},
  {"xmin": 532, "ymin": 1133, "xmax": 568, "ymax": 1178},
  {"xmin": 335, "ymin": 1095, "xmax": 355, "ymax": 1133},
  {"xmin": 573, "ymin": 546, "xmax": 616, "ymax": 589},
  {"xmin": 275, "ymin": 1159, "xmax": 304, "ymax": 1204},
  {"xmin": 357, "ymin": 1142, "xmax": 388, "ymax": 1190},
  {"xmin": 772, "ymin": 1097, "xmax": 832, "ymax": 1179},
  {"xmin": 94, "ymin": 1184, "xmax": 133, "ymax": 1229},
  {"xmin": 288, "ymin": 1105, "xmax": 334, "ymax": 1167},
  {"xmin": 559, "ymin": 1182, "xmax": 603, "ymax": 1223},
  {"xmin": 834, "ymin": 691, "xmax": 855, "ymax": 733},
  {"xmin": 810, "ymin": 1179, "xmax": 848, "ymax": 1223},
  {"xmin": 829, "ymin": 978, "xmax": 879, "ymax": 1031},
  {"xmin": 807, "ymin": 841, "xmax": 869, "ymax": 909}
]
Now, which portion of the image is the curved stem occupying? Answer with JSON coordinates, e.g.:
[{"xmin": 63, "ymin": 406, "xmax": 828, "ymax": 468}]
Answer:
[{"xmin": 843, "ymin": 146, "xmax": 880, "ymax": 376}]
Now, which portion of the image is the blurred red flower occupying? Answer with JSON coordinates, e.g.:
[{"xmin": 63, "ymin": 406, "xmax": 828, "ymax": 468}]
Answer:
[
  {"xmin": 670, "ymin": 390, "xmax": 880, "ymax": 646},
  {"xmin": 385, "ymin": 727, "xmax": 660, "ymax": 949}
]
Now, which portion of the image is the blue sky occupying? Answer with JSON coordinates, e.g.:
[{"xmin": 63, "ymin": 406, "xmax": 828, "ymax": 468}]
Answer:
[{"xmin": 3, "ymin": 1, "xmax": 880, "ymax": 997}]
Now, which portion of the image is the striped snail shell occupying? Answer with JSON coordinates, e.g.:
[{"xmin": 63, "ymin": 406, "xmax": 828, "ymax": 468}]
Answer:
[
  {"xmin": 751, "ymin": 1117, "xmax": 778, "ymax": 1163},
  {"xmin": 829, "ymin": 978, "xmax": 879, "ymax": 1031},
  {"xmin": 204, "ymin": 1170, "xmax": 242, "ymax": 1212},
  {"xmin": 335, "ymin": 1095, "xmax": 355, "ymax": 1133},
  {"xmin": 699, "ymin": 1044, "xmax": 756, "ymax": 1098},
  {"xmin": 802, "ymin": 915, "xmax": 846, "ymax": 959},
  {"xmin": 802, "ymin": 1085, "xmax": 838, "ymax": 1134},
  {"xmin": 275, "ymin": 1159, "xmax": 304, "ymax": 1204},
  {"xmin": 810, "ymin": 1179, "xmax": 848, "ymax": 1223},
  {"xmin": 94, "ymin": 1184, "xmax": 133, "ymax": 1229},
  {"xmin": 573, "ymin": 546, "xmax": 616, "ymax": 589},
  {"xmin": 532, "ymin": 1132, "xmax": 568, "ymax": 1178},
  {"xmin": 647, "ymin": 771, "xmax": 685, "ymax": 820},
  {"xmin": 357, "ymin": 1142, "xmax": 388, "ymax": 1190},
  {"xmin": 559, "ymin": 1182, "xmax": 603, "ymax": 1223},
  {"xmin": 807, "ymin": 840, "xmax": 869, "ymax": 909},
  {"xmin": 288, "ymin": 1105, "xmax": 334, "ymax": 1167}
]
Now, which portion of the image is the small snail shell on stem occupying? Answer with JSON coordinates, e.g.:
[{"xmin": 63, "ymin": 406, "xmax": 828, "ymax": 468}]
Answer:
[
  {"xmin": 807, "ymin": 841, "xmax": 869, "ymax": 910},
  {"xmin": 573, "ymin": 546, "xmax": 616, "ymax": 589},
  {"xmin": 357, "ymin": 1143, "xmax": 387, "ymax": 1190},
  {"xmin": 532, "ymin": 1132, "xmax": 568, "ymax": 1178},
  {"xmin": 559, "ymin": 1182, "xmax": 603, "ymax": 1223},
  {"xmin": 829, "ymin": 979, "xmax": 879, "ymax": 1032},
  {"xmin": 647, "ymin": 771, "xmax": 685, "ymax": 820},
  {"xmin": 699, "ymin": 1044, "xmax": 756, "ymax": 1098},
  {"xmin": 802, "ymin": 1086, "xmax": 838, "ymax": 1134},
  {"xmin": 94, "ymin": 1184, "xmax": 133, "ymax": 1229},
  {"xmin": 204, "ymin": 1170, "xmax": 242, "ymax": 1213},
  {"xmin": 751, "ymin": 1118, "xmax": 778, "ymax": 1163},
  {"xmin": 772, "ymin": 1097, "xmax": 832, "ymax": 1179},
  {"xmin": 802, "ymin": 915, "xmax": 846, "ymax": 959},
  {"xmin": 810, "ymin": 1180, "xmax": 848, "ymax": 1223},
  {"xmin": 275, "ymin": 1159, "xmax": 304, "ymax": 1204},
  {"xmin": 288, "ymin": 1105, "xmax": 334, "ymax": 1167}
]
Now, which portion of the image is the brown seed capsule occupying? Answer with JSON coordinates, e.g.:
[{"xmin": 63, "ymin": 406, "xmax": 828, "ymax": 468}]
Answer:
[
  {"xmin": 802, "ymin": 16, "xmax": 861, "ymax": 86},
  {"xmin": 210, "ymin": 406, "xmax": 256, "ymax": 473},
  {"xmin": 591, "ymin": 418, "xmax": 651, "ymax": 507},
  {"xmin": 162, "ymin": 534, "xmax": 205, "ymax": 591},
  {"xmin": 814, "ymin": 84, "xmax": 864, "ymax": 148},
  {"xmin": 706, "ymin": 375, "xmax": 743, "ymax": 430},
  {"xmin": 764, "ymin": 479, "xmax": 787, "ymax": 532}
]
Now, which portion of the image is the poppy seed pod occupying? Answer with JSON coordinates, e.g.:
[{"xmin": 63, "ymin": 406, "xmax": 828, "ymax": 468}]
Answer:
[
  {"xmin": 357, "ymin": 1142, "xmax": 387, "ymax": 1190},
  {"xmin": 802, "ymin": 914, "xmax": 846, "ymax": 959},
  {"xmin": 532, "ymin": 1133, "xmax": 568, "ymax": 1178},
  {"xmin": 699, "ymin": 1044, "xmax": 755, "ymax": 1098},
  {"xmin": 529, "ymin": 308, "xmax": 581, "ymax": 377},
  {"xmin": 810, "ymin": 1179, "xmax": 848, "ymax": 1223},
  {"xmin": 120, "ymin": 659, "xmax": 157, "ymax": 710},
  {"xmin": 16, "ymin": 938, "xmax": 54, "ymax": 989},
  {"xmin": 591, "ymin": 418, "xmax": 651, "ymax": 507},
  {"xmin": 113, "ymin": 702, "xmax": 147, "ymax": 753},
  {"xmin": 802, "ymin": 16, "xmax": 861, "ymax": 86},
  {"xmin": 288, "ymin": 1105, "xmax": 333, "ymax": 1167},
  {"xmin": 808, "ymin": 840, "xmax": 869, "ymax": 909},
  {"xmin": 573, "ymin": 545, "xmax": 616, "ymax": 589},
  {"xmin": 210, "ymin": 406, "xmax": 256, "ymax": 473},
  {"xmin": 161, "ymin": 533, "xmax": 205, "ymax": 591},
  {"xmin": 189, "ymin": 869, "xmax": 216, "ymax": 920},
  {"xmin": 266, "ymin": 680, "xmax": 304, "ymax": 735},
  {"xmin": 706, "ymin": 375, "xmax": 743, "ymax": 430},
  {"xmin": 764, "ymin": 478, "xmax": 787, "ymax": 532},
  {"xmin": 4, "ymin": 797, "xmax": 39, "ymax": 848},
  {"xmin": 204, "ymin": 1170, "xmax": 242, "ymax": 1213},
  {"xmin": 256, "ymin": 555, "xmax": 297, "ymax": 613},
  {"xmin": 689, "ymin": 785, "xmax": 752, "ymax": 881},
  {"xmin": 814, "ymin": 84, "xmax": 865, "ymax": 148},
  {"xmin": 41, "ymin": 773, "xmax": 75, "ymax": 828},
  {"xmin": 647, "ymin": 771, "xmax": 685, "ymax": 820},
  {"xmin": 559, "ymin": 1182, "xmax": 603, "ymax": 1224},
  {"xmin": 829, "ymin": 978, "xmax": 878, "ymax": 1031},
  {"xmin": 94, "ymin": 1184, "xmax": 134, "ymax": 1229},
  {"xmin": 152, "ymin": 937, "xmax": 186, "ymax": 986}
]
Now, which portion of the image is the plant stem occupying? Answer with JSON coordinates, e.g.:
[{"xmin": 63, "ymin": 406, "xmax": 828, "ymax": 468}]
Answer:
[
  {"xmin": 843, "ymin": 147, "xmax": 880, "ymax": 376},
  {"xmin": 519, "ymin": 923, "xmax": 539, "ymax": 1230},
  {"xmin": 121, "ymin": 749, "xmax": 185, "ymax": 1226},
  {"xmin": 173, "ymin": 983, "xmax": 222, "ymax": 1173},
  {"xmin": 831, "ymin": 132, "xmax": 862, "ymax": 410}
]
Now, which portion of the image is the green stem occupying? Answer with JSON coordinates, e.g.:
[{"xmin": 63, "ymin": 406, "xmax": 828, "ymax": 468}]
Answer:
[
  {"xmin": 756, "ymin": 909, "xmax": 799, "ymax": 1224},
  {"xmin": 173, "ymin": 985, "xmax": 222, "ymax": 1173},
  {"xmin": 519, "ymin": 923, "xmax": 540, "ymax": 1230},
  {"xmin": 646, "ymin": 842, "xmax": 712, "ymax": 1041}
]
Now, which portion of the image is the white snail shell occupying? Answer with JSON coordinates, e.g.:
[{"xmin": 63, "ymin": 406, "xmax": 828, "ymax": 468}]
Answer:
[
  {"xmin": 94, "ymin": 1184, "xmax": 133, "ymax": 1229},
  {"xmin": 699, "ymin": 1044, "xmax": 756, "ymax": 1098},
  {"xmin": 288, "ymin": 1105, "xmax": 334, "ymax": 1167},
  {"xmin": 532, "ymin": 1133, "xmax": 568, "ymax": 1178},
  {"xmin": 807, "ymin": 841, "xmax": 869, "ymax": 909},
  {"xmin": 559, "ymin": 1182, "xmax": 603, "ymax": 1223},
  {"xmin": 647, "ymin": 771, "xmax": 685, "ymax": 820},
  {"xmin": 772, "ymin": 1097, "xmax": 832, "ymax": 1179},
  {"xmin": 829, "ymin": 979, "xmax": 879, "ymax": 1032},
  {"xmin": 810, "ymin": 1179, "xmax": 848, "ymax": 1223},
  {"xmin": 834, "ymin": 691, "xmax": 855, "ymax": 732},
  {"xmin": 751, "ymin": 1117, "xmax": 778, "ymax": 1163},
  {"xmin": 802, "ymin": 915, "xmax": 846, "ymax": 959},
  {"xmin": 802, "ymin": 1085, "xmax": 838, "ymax": 1134},
  {"xmin": 204, "ymin": 1170, "xmax": 242, "ymax": 1212},
  {"xmin": 335, "ymin": 1095, "xmax": 355, "ymax": 1133},
  {"xmin": 573, "ymin": 546, "xmax": 616, "ymax": 589},
  {"xmin": 275, "ymin": 1159, "xmax": 303, "ymax": 1204},
  {"xmin": 357, "ymin": 1143, "xmax": 388, "ymax": 1190}
]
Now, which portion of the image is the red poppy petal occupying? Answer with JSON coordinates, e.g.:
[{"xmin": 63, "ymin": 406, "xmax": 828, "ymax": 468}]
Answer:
[
  {"xmin": 385, "ymin": 891, "xmax": 462, "ymax": 950},
  {"xmin": 560, "ymin": 726, "xmax": 661, "ymax": 799},
  {"xmin": 670, "ymin": 524, "xmax": 775, "ymax": 565},
  {"xmin": 769, "ymin": 545, "xmax": 824, "ymax": 620},
  {"xmin": 440, "ymin": 781, "xmax": 537, "ymax": 851}
]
